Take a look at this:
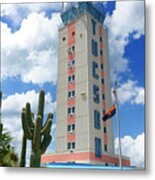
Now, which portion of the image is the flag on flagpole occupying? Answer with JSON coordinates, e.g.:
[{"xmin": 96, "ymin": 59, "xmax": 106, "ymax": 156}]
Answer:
[
  {"xmin": 103, "ymin": 104, "xmax": 116, "ymax": 121},
  {"xmin": 103, "ymin": 80, "xmax": 118, "ymax": 122}
]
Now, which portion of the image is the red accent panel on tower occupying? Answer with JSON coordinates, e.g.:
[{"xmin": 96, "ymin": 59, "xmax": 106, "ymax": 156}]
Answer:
[
  {"xmin": 104, "ymin": 133, "xmax": 108, "ymax": 144},
  {"xmin": 68, "ymin": 98, "xmax": 76, "ymax": 107},
  {"xmin": 68, "ymin": 115, "xmax": 76, "ymax": 124},
  {"xmin": 67, "ymin": 133, "xmax": 76, "ymax": 141},
  {"xmin": 68, "ymin": 82, "xmax": 76, "ymax": 91},
  {"xmin": 68, "ymin": 67, "xmax": 76, "ymax": 76},
  {"xmin": 68, "ymin": 22, "xmax": 76, "ymax": 46}
]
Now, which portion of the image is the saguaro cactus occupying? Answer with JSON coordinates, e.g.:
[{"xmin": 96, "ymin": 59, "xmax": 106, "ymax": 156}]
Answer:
[{"xmin": 20, "ymin": 90, "xmax": 53, "ymax": 167}]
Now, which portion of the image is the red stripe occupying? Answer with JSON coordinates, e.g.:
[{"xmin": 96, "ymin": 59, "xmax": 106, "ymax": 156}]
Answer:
[{"xmin": 41, "ymin": 152, "xmax": 130, "ymax": 166}]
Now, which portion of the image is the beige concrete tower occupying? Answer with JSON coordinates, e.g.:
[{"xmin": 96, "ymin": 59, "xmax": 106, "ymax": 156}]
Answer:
[{"xmin": 42, "ymin": 2, "xmax": 130, "ymax": 166}]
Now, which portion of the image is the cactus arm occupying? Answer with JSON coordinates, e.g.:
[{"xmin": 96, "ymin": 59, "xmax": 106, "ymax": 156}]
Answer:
[
  {"xmin": 26, "ymin": 103, "xmax": 34, "ymax": 128},
  {"xmin": 37, "ymin": 90, "xmax": 45, "ymax": 122},
  {"xmin": 41, "ymin": 135, "xmax": 52, "ymax": 154},
  {"xmin": 21, "ymin": 111, "xmax": 32, "ymax": 140},
  {"xmin": 20, "ymin": 134, "xmax": 27, "ymax": 167},
  {"xmin": 46, "ymin": 112, "xmax": 53, "ymax": 120},
  {"xmin": 41, "ymin": 118, "xmax": 52, "ymax": 135},
  {"xmin": 33, "ymin": 115, "xmax": 42, "ymax": 150}
]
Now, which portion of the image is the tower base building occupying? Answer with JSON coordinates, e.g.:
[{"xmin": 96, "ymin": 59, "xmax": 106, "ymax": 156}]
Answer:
[{"xmin": 41, "ymin": 2, "xmax": 130, "ymax": 167}]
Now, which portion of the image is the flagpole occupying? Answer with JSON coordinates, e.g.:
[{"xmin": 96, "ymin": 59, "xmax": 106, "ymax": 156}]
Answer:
[{"xmin": 115, "ymin": 80, "xmax": 122, "ymax": 169}]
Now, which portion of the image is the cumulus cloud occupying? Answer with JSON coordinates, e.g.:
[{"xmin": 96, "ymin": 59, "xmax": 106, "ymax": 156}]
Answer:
[
  {"xmin": 104, "ymin": 1, "xmax": 144, "ymax": 79},
  {"xmin": 1, "ymin": 3, "xmax": 62, "ymax": 27},
  {"xmin": 1, "ymin": 90, "xmax": 56, "ymax": 165},
  {"xmin": 1, "ymin": 11, "xmax": 62, "ymax": 85},
  {"xmin": 115, "ymin": 79, "xmax": 144, "ymax": 105},
  {"xmin": 115, "ymin": 133, "xmax": 145, "ymax": 167}
]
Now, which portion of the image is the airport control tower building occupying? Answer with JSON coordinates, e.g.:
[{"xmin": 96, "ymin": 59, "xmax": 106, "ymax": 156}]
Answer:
[{"xmin": 42, "ymin": 2, "xmax": 130, "ymax": 166}]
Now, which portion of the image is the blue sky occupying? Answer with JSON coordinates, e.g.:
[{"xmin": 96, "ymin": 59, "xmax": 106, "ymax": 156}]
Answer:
[{"xmin": 1, "ymin": 1, "xmax": 145, "ymax": 167}]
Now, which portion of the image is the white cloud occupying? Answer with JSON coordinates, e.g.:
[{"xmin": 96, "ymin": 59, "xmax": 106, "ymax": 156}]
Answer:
[
  {"xmin": 1, "ymin": 3, "xmax": 61, "ymax": 27},
  {"xmin": 1, "ymin": 90, "xmax": 56, "ymax": 166},
  {"xmin": 115, "ymin": 133, "xmax": 145, "ymax": 167},
  {"xmin": 1, "ymin": 11, "xmax": 62, "ymax": 85},
  {"xmin": 104, "ymin": 1, "xmax": 144, "ymax": 79},
  {"xmin": 114, "ymin": 79, "xmax": 144, "ymax": 105}
]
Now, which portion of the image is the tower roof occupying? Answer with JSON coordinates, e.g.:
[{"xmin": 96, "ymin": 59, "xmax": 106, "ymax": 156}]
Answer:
[{"xmin": 61, "ymin": 2, "xmax": 105, "ymax": 25}]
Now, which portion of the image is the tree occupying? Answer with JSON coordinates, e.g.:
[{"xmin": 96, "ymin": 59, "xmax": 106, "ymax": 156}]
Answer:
[
  {"xmin": 0, "ymin": 130, "xmax": 19, "ymax": 167},
  {"xmin": 0, "ymin": 91, "xmax": 19, "ymax": 167}
]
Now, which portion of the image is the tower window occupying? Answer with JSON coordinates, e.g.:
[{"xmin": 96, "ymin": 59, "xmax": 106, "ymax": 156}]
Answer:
[
  {"xmin": 67, "ymin": 124, "xmax": 75, "ymax": 133},
  {"xmin": 104, "ymin": 126, "xmax": 107, "ymax": 133},
  {"xmin": 102, "ymin": 94, "xmax": 105, "ymax": 100},
  {"xmin": 94, "ymin": 110, "xmax": 100, "ymax": 129},
  {"xmin": 95, "ymin": 138, "xmax": 102, "ymax": 158},
  {"xmin": 72, "ymin": 31, "xmax": 75, "ymax": 36},
  {"xmin": 62, "ymin": 37, "xmax": 66, "ymax": 41},
  {"xmin": 68, "ymin": 107, "xmax": 75, "ymax": 115},
  {"xmin": 100, "ymin": 37, "xmax": 102, "ymax": 42},
  {"xmin": 100, "ymin": 64, "xmax": 103, "ymax": 69},
  {"xmin": 72, "ymin": 142, "xmax": 75, "ymax": 149},
  {"xmin": 103, "ymin": 110, "xmax": 105, "ymax": 115},
  {"xmin": 91, "ymin": 39, "xmax": 98, "ymax": 57},
  {"xmin": 100, "ymin": 50, "xmax": 103, "ymax": 56},
  {"xmin": 67, "ymin": 142, "xmax": 71, "ymax": 149},
  {"xmin": 68, "ymin": 75, "xmax": 75, "ymax": 83},
  {"xmin": 68, "ymin": 90, "xmax": 75, "ymax": 98},
  {"xmin": 104, "ymin": 144, "xmax": 108, "ymax": 152},
  {"xmin": 91, "ymin": 19, "xmax": 97, "ymax": 35},
  {"xmin": 101, "ymin": 78, "xmax": 104, "ymax": 84},
  {"xmin": 67, "ymin": 142, "xmax": 75, "ymax": 150},
  {"xmin": 72, "ymin": 46, "xmax": 75, "ymax": 52}
]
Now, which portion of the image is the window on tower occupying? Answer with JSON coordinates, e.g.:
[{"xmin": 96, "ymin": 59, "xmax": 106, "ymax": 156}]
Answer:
[
  {"xmin": 100, "ymin": 37, "xmax": 102, "ymax": 42},
  {"xmin": 104, "ymin": 144, "xmax": 108, "ymax": 152},
  {"xmin": 101, "ymin": 63, "xmax": 104, "ymax": 70},
  {"xmin": 91, "ymin": 19, "xmax": 97, "ymax": 35},
  {"xmin": 67, "ymin": 124, "xmax": 75, "ymax": 133},
  {"xmin": 62, "ymin": 37, "xmax": 66, "ymax": 41},
  {"xmin": 68, "ymin": 75, "xmax": 75, "ymax": 83},
  {"xmin": 67, "ymin": 142, "xmax": 71, "ymax": 150},
  {"xmin": 101, "ymin": 78, "xmax": 104, "ymax": 84},
  {"xmin": 104, "ymin": 126, "xmax": 107, "ymax": 133},
  {"xmin": 68, "ymin": 90, "xmax": 75, "ymax": 99},
  {"xmin": 91, "ymin": 39, "xmax": 98, "ymax": 57},
  {"xmin": 103, "ymin": 109, "xmax": 105, "ymax": 115},
  {"xmin": 67, "ymin": 142, "xmax": 75, "ymax": 150},
  {"xmin": 68, "ymin": 107, "xmax": 75, "ymax": 115},
  {"xmin": 95, "ymin": 138, "xmax": 102, "ymax": 158},
  {"xmin": 94, "ymin": 110, "xmax": 100, "ymax": 129},
  {"xmin": 72, "ymin": 31, "xmax": 75, "ymax": 36},
  {"xmin": 72, "ymin": 45, "xmax": 75, "ymax": 52},
  {"xmin": 100, "ymin": 50, "xmax": 103, "ymax": 56}
]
